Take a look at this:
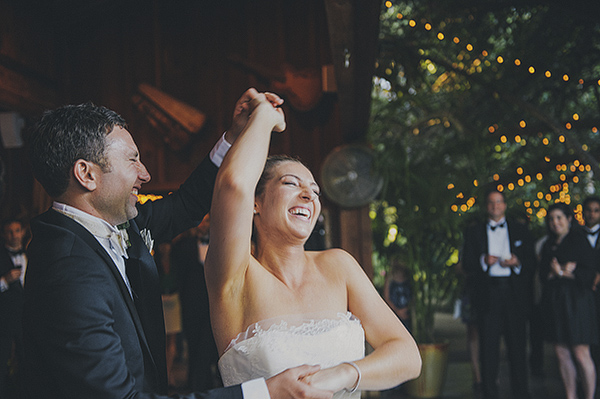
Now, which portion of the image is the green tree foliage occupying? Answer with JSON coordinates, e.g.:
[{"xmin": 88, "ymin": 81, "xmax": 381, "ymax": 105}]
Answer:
[{"xmin": 368, "ymin": 0, "xmax": 600, "ymax": 342}]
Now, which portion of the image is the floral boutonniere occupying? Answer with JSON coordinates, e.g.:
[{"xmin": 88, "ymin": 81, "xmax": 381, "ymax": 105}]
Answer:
[
  {"xmin": 116, "ymin": 221, "xmax": 132, "ymax": 249},
  {"xmin": 139, "ymin": 228, "xmax": 154, "ymax": 253}
]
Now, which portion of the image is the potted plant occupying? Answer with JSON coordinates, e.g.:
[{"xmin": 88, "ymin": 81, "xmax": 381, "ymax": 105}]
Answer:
[
  {"xmin": 367, "ymin": 89, "xmax": 472, "ymax": 398},
  {"xmin": 369, "ymin": 154, "xmax": 463, "ymax": 398}
]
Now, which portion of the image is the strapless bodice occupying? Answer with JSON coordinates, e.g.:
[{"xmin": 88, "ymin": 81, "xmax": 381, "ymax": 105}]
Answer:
[{"xmin": 218, "ymin": 312, "xmax": 365, "ymax": 398}]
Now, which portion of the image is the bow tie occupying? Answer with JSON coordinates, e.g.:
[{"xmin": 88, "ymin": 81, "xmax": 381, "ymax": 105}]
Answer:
[
  {"xmin": 109, "ymin": 229, "xmax": 130, "ymax": 259},
  {"xmin": 489, "ymin": 222, "xmax": 506, "ymax": 231},
  {"xmin": 587, "ymin": 229, "xmax": 600, "ymax": 236},
  {"xmin": 7, "ymin": 248, "xmax": 25, "ymax": 256}
]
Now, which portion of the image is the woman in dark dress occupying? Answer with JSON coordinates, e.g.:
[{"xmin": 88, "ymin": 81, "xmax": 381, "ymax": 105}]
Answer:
[{"xmin": 540, "ymin": 203, "xmax": 597, "ymax": 399}]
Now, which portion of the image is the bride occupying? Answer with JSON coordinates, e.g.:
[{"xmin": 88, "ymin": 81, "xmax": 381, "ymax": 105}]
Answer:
[{"xmin": 205, "ymin": 89, "xmax": 421, "ymax": 396}]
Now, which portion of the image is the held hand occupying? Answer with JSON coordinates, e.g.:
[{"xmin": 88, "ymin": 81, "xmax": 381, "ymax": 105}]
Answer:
[
  {"xmin": 499, "ymin": 254, "xmax": 519, "ymax": 268},
  {"xmin": 484, "ymin": 254, "xmax": 499, "ymax": 266},
  {"xmin": 248, "ymin": 95, "xmax": 286, "ymax": 132},
  {"xmin": 266, "ymin": 365, "xmax": 333, "ymax": 399},
  {"xmin": 564, "ymin": 261, "xmax": 576, "ymax": 274},
  {"xmin": 593, "ymin": 273, "xmax": 600, "ymax": 291},
  {"xmin": 226, "ymin": 88, "xmax": 285, "ymax": 142},
  {"xmin": 302, "ymin": 363, "xmax": 358, "ymax": 393},
  {"xmin": 3, "ymin": 268, "xmax": 21, "ymax": 283},
  {"xmin": 550, "ymin": 257, "xmax": 563, "ymax": 277}
]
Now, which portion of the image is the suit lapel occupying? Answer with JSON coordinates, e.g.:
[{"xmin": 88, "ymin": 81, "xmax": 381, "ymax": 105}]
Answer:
[{"xmin": 42, "ymin": 210, "xmax": 156, "ymax": 369}]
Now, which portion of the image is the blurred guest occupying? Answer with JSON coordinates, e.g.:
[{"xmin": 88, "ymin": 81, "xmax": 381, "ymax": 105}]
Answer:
[
  {"xmin": 455, "ymin": 258, "xmax": 483, "ymax": 396},
  {"xmin": 155, "ymin": 242, "xmax": 182, "ymax": 389},
  {"xmin": 0, "ymin": 219, "xmax": 27, "ymax": 398},
  {"xmin": 462, "ymin": 188, "xmax": 535, "ymax": 399},
  {"xmin": 383, "ymin": 260, "xmax": 412, "ymax": 332},
  {"xmin": 540, "ymin": 203, "xmax": 597, "ymax": 399},
  {"xmin": 581, "ymin": 196, "xmax": 600, "ymax": 395},
  {"xmin": 171, "ymin": 216, "xmax": 220, "ymax": 392}
]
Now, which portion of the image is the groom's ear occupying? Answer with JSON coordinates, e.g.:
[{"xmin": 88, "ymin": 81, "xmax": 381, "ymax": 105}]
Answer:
[{"xmin": 73, "ymin": 159, "xmax": 101, "ymax": 192}]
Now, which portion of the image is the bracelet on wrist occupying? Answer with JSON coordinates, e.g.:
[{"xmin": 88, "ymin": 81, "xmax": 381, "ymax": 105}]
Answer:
[{"xmin": 344, "ymin": 361, "xmax": 361, "ymax": 393}]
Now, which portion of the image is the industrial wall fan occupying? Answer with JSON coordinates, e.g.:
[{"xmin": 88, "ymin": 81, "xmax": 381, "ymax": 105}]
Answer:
[{"xmin": 320, "ymin": 144, "xmax": 383, "ymax": 208}]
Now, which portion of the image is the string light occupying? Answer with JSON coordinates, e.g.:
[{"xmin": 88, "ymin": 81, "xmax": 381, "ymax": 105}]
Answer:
[{"xmin": 390, "ymin": 8, "xmax": 596, "ymax": 221}]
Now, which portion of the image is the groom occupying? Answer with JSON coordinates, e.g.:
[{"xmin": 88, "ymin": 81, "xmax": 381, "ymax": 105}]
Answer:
[{"xmin": 22, "ymin": 89, "xmax": 331, "ymax": 399}]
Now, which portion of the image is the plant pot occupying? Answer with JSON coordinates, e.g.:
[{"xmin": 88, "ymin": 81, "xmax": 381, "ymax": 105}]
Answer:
[{"xmin": 403, "ymin": 341, "xmax": 450, "ymax": 398}]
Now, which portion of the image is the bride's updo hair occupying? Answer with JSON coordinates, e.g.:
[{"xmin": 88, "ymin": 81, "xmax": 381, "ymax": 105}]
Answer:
[{"xmin": 255, "ymin": 155, "xmax": 307, "ymax": 197}]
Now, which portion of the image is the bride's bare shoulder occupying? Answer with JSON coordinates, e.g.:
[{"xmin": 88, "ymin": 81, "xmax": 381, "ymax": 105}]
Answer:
[{"xmin": 308, "ymin": 248, "xmax": 359, "ymax": 268}]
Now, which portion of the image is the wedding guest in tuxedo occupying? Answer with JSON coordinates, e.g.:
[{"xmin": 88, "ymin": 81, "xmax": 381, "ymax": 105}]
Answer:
[
  {"xmin": 539, "ymin": 202, "xmax": 597, "ymax": 399},
  {"xmin": 580, "ymin": 196, "xmax": 600, "ymax": 395},
  {"xmin": 171, "ymin": 215, "xmax": 221, "ymax": 392},
  {"xmin": 0, "ymin": 219, "xmax": 27, "ymax": 398},
  {"xmin": 22, "ymin": 90, "xmax": 333, "ymax": 399},
  {"xmin": 462, "ymin": 188, "xmax": 535, "ymax": 399}
]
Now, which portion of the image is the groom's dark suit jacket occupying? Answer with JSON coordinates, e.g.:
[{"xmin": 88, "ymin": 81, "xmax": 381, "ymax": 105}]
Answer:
[{"xmin": 22, "ymin": 157, "xmax": 242, "ymax": 399}]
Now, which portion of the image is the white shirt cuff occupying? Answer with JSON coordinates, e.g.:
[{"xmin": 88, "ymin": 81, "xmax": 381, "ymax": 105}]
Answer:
[
  {"xmin": 241, "ymin": 378, "xmax": 271, "ymax": 399},
  {"xmin": 0, "ymin": 277, "xmax": 8, "ymax": 292},
  {"xmin": 479, "ymin": 254, "xmax": 488, "ymax": 272},
  {"xmin": 209, "ymin": 132, "xmax": 232, "ymax": 167}
]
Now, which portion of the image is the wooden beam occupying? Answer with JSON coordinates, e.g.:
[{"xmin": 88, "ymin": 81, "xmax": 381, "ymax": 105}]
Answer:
[{"xmin": 0, "ymin": 62, "xmax": 61, "ymax": 114}]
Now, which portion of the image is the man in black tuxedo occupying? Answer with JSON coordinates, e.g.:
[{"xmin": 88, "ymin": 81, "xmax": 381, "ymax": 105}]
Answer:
[
  {"xmin": 581, "ymin": 196, "xmax": 600, "ymax": 396},
  {"xmin": 462, "ymin": 189, "xmax": 535, "ymax": 399},
  {"xmin": 22, "ymin": 90, "xmax": 332, "ymax": 399},
  {"xmin": 0, "ymin": 219, "xmax": 27, "ymax": 397}
]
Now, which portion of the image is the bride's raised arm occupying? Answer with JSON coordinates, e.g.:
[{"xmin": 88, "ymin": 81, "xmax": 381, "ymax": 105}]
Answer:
[{"xmin": 205, "ymin": 89, "xmax": 285, "ymax": 320}]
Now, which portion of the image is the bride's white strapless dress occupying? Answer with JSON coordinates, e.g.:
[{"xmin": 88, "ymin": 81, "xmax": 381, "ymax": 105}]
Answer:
[{"xmin": 218, "ymin": 312, "xmax": 365, "ymax": 398}]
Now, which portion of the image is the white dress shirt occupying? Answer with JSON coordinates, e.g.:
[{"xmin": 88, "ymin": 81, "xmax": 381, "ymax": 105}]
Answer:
[
  {"xmin": 586, "ymin": 224, "xmax": 600, "ymax": 248},
  {"xmin": 481, "ymin": 217, "xmax": 521, "ymax": 276}
]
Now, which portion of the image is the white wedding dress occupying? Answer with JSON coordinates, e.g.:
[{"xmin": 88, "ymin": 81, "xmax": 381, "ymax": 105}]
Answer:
[{"xmin": 218, "ymin": 311, "xmax": 365, "ymax": 399}]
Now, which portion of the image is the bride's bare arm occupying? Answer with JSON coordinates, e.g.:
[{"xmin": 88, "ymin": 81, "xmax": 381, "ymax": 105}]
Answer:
[
  {"xmin": 205, "ymin": 90, "xmax": 285, "ymax": 306},
  {"xmin": 305, "ymin": 249, "xmax": 422, "ymax": 392}
]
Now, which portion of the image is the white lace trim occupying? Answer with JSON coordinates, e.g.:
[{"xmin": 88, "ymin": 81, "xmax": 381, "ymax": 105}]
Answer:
[
  {"xmin": 224, "ymin": 311, "xmax": 360, "ymax": 353},
  {"xmin": 218, "ymin": 311, "xmax": 365, "ymax": 399}
]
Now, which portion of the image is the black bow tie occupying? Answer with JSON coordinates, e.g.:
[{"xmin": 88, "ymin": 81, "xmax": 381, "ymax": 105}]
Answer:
[
  {"xmin": 489, "ymin": 222, "xmax": 506, "ymax": 231},
  {"xmin": 7, "ymin": 248, "xmax": 25, "ymax": 256},
  {"xmin": 587, "ymin": 229, "xmax": 600, "ymax": 236}
]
